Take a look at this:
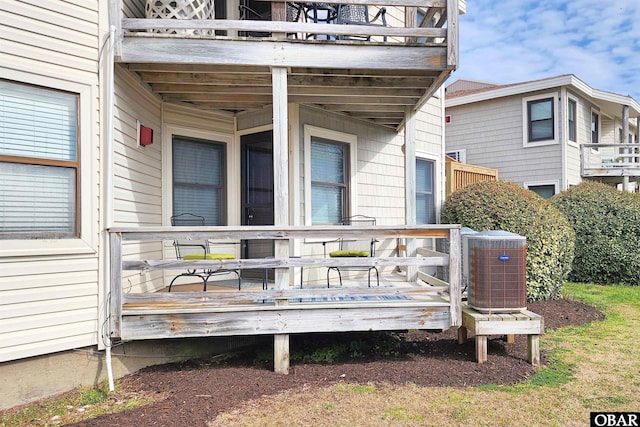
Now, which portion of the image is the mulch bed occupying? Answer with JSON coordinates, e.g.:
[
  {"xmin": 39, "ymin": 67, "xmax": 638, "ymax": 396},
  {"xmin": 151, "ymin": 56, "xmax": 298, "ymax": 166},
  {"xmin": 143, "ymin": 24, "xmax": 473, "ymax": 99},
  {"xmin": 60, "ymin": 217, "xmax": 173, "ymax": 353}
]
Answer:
[{"xmin": 70, "ymin": 298, "xmax": 604, "ymax": 427}]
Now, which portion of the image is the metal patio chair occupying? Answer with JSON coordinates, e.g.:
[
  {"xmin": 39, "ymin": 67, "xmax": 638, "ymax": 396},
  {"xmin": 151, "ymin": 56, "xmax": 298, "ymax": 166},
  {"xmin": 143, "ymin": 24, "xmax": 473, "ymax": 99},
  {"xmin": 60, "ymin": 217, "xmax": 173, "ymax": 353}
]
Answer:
[
  {"xmin": 334, "ymin": 4, "xmax": 387, "ymax": 41},
  {"xmin": 326, "ymin": 215, "xmax": 380, "ymax": 288},
  {"xmin": 168, "ymin": 213, "xmax": 241, "ymax": 291}
]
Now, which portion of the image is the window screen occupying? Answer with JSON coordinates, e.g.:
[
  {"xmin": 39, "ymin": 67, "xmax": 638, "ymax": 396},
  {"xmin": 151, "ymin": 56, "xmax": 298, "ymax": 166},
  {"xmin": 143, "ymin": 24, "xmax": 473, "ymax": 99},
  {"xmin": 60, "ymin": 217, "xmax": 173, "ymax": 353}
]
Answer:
[
  {"xmin": 416, "ymin": 158, "xmax": 435, "ymax": 224},
  {"xmin": 311, "ymin": 138, "xmax": 347, "ymax": 224},
  {"xmin": 172, "ymin": 136, "xmax": 226, "ymax": 226}
]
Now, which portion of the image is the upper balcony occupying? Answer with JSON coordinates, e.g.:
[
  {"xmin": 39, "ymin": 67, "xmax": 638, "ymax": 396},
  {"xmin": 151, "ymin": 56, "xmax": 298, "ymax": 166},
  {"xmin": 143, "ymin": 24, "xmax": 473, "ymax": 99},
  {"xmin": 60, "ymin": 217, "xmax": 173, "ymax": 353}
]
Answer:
[
  {"xmin": 581, "ymin": 143, "xmax": 640, "ymax": 185},
  {"xmin": 109, "ymin": 0, "xmax": 460, "ymax": 128}
]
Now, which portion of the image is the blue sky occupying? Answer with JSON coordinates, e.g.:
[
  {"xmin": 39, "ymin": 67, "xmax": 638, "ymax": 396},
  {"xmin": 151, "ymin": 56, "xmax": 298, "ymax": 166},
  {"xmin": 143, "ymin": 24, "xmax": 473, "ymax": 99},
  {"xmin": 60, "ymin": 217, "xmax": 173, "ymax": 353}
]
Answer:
[{"xmin": 448, "ymin": 0, "xmax": 640, "ymax": 100}]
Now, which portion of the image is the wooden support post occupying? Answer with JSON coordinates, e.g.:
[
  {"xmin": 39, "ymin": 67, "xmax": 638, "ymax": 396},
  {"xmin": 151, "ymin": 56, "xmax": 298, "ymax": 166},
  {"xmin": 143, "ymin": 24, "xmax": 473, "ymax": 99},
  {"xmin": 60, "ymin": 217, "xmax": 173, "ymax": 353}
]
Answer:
[
  {"xmin": 475, "ymin": 335, "xmax": 487, "ymax": 363},
  {"xmin": 457, "ymin": 326, "xmax": 467, "ymax": 344},
  {"xmin": 404, "ymin": 107, "xmax": 417, "ymax": 283},
  {"xmin": 272, "ymin": 66, "xmax": 290, "ymax": 374},
  {"xmin": 528, "ymin": 334, "xmax": 540, "ymax": 367},
  {"xmin": 506, "ymin": 334, "xmax": 515, "ymax": 344}
]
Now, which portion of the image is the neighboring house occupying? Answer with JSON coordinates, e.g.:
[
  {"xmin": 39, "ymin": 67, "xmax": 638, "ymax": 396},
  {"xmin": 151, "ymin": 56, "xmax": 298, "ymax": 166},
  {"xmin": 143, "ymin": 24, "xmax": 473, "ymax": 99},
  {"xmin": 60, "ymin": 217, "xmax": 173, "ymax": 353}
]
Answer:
[
  {"xmin": 445, "ymin": 75, "xmax": 640, "ymax": 197},
  {"xmin": 0, "ymin": 0, "xmax": 464, "ymax": 408}
]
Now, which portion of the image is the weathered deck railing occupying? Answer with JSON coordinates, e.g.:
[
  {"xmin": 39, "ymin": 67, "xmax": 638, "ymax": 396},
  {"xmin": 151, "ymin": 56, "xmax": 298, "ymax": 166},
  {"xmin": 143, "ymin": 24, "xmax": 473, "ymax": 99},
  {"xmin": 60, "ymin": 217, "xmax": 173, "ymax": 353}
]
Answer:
[
  {"xmin": 581, "ymin": 143, "xmax": 640, "ymax": 177},
  {"xmin": 114, "ymin": 0, "xmax": 458, "ymax": 49},
  {"xmin": 108, "ymin": 224, "xmax": 461, "ymax": 343}
]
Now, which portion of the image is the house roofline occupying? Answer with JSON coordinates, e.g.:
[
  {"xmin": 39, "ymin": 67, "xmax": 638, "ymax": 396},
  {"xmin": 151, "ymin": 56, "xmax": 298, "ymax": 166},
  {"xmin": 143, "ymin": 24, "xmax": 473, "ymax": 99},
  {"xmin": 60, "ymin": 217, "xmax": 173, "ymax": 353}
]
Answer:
[{"xmin": 446, "ymin": 74, "xmax": 640, "ymax": 116}]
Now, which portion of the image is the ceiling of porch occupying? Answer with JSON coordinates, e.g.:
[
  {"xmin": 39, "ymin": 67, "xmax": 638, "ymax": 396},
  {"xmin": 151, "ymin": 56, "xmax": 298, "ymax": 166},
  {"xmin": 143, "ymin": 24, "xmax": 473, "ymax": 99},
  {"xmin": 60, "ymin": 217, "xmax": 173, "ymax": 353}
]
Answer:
[{"xmin": 125, "ymin": 63, "xmax": 447, "ymax": 129}]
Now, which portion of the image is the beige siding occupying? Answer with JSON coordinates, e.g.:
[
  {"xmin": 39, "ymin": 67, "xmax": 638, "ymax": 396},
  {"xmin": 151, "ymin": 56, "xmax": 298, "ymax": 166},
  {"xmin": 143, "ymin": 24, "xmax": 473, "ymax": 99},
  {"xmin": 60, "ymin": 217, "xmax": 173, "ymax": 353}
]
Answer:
[
  {"xmin": 0, "ymin": 1, "xmax": 102, "ymax": 362},
  {"xmin": 298, "ymin": 106, "xmax": 406, "ymax": 226},
  {"xmin": 566, "ymin": 93, "xmax": 594, "ymax": 186},
  {"xmin": 446, "ymin": 93, "xmax": 563, "ymax": 187},
  {"xmin": 113, "ymin": 70, "xmax": 237, "ymax": 292}
]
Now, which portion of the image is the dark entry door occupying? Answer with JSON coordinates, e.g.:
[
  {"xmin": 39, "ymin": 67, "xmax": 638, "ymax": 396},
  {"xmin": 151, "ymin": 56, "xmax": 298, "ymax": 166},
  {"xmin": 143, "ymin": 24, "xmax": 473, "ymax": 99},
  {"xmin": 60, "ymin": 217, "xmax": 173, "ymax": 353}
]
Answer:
[{"xmin": 241, "ymin": 131, "xmax": 274, "ymax": 279}]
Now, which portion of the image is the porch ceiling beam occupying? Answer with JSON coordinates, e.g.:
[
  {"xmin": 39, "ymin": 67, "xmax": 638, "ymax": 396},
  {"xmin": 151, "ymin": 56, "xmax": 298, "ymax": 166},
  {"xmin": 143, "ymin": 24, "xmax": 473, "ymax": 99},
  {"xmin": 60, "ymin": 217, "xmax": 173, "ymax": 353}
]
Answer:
[
  {"xmin": 127, "ymin": 63, "xmax": 440, "ymax": 79},
  {"xmin": 151, "ymin": 84, "xmax": 424, "ymax": 98},
  {"xmin": 126, "ymin": 64, "xmax": 271, "ymax": 74},
  {"xmin": 346, "ymin": 112, "xmax": 406, "ymax": 119},
  {"xmin": 119, "ymin": 38, "xmax": 447, "ymax": 71},
  {"xmin": 139, "ymin": 72, "xmax": 434, "ymax": 88},
  {"xmin": 187, "ymin": 102, "xmax": 269, "ymax": 110},
  {"xmin": 172, "ymin": 94, "xmax": 418, "ymax": 105},
  {"xmin": 321, "ymin": 104, "xmax": 409, "ymax": 112}
]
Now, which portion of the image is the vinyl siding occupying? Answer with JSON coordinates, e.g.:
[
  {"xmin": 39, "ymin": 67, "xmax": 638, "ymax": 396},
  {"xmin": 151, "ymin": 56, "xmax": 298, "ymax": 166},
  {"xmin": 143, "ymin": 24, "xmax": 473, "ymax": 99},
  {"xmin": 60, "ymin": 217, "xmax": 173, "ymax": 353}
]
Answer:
[
  {"xmin": 0, "ymin": 1, "xmax": 101, "ymax": 362},
  {"xmin": 446, "ymin": 92, "xmax": 563, "ymax": 187}
]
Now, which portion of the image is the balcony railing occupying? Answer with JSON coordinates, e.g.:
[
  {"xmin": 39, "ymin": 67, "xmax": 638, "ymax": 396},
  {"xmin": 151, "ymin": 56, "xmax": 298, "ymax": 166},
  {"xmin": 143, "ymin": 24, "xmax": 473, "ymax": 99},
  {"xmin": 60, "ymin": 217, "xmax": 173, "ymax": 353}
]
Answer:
[
  {"xmin": 116, "ymin": 0, "xmax": 457, "ymax": 49},
  {"xmin": 581, "ymin": 143, "xmax": 640, "ymax": 177}
]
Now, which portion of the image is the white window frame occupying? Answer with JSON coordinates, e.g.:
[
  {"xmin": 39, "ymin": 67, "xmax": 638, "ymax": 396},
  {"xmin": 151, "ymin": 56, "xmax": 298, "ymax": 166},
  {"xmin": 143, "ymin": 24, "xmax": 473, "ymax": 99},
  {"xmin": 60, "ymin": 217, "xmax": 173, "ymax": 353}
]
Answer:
[
  {"xmin": 0, "ymin": 75, "xmax": 95, "ymax": 258},
  {"xmin": 567, "ymin": 95, "xmax": 578, "ymax": 147},
  {"xmin": 416, "ymin": 151, "xmax": 441, "ymax": 224},
  {"xmin": 522, "ymin": 92, "xmax": 559, "ymax": 147},
  {"xmin": 591, "ymin": 108, "xmax": 601, "ymax": 144},
  {"xmin": 524, "ymin": 180, "xmax": 559, "ymax": 199},
  {"xmin": 303, "ymin": 125, "xmax": 357, "ymax": 226},
  {"xmin": 415, "ymin": 156, "xmax": 438, "ymax": 224}
]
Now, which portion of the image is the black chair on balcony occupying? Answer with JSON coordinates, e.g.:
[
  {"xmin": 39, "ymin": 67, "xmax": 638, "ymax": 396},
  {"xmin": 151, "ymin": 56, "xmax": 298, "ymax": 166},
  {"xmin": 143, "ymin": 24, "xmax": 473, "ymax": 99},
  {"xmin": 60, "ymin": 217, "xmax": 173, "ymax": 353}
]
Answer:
[
  {"xmin": 335, "ymin": 4, "xmax": 387, "ymax": 41},
  {"xmin": 304, "ymin": 3, "xmax": 337, "ymax": 39},
  {"xmin": 326, "ymin": 215, "xmax": 380, "ymax": 288},
  {"xmin": 168, "ymin": 213, "xmax": 241, "ymax": 292}
]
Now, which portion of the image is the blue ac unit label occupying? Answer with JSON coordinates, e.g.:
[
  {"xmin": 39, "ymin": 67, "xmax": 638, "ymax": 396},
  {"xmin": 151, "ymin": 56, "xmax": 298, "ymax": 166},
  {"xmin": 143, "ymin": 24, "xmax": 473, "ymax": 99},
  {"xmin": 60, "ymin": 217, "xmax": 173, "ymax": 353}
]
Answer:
[{"xmin": 498, "ymin": 255, "xmax": 510, "ymax": 261}]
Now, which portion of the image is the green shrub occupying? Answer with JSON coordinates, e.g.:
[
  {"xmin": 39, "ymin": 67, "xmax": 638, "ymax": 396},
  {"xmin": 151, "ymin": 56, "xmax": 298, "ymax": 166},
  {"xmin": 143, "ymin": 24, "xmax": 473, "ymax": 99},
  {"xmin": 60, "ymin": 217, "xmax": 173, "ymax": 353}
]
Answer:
[
  {"xmin": 442, "ymin": 180, "xmax": 575, "ymax": 301},
  {"xmin": 550, "ymin": 181, "xmax": 640, "ymax": 286}
]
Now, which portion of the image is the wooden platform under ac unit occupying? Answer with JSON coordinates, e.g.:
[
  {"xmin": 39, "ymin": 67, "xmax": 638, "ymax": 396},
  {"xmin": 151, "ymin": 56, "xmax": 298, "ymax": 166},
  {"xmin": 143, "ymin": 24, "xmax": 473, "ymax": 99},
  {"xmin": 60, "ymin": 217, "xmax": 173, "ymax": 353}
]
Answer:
[{"xmin": 457, "ymin": 305, "xmax": 544, "ymax": 366}]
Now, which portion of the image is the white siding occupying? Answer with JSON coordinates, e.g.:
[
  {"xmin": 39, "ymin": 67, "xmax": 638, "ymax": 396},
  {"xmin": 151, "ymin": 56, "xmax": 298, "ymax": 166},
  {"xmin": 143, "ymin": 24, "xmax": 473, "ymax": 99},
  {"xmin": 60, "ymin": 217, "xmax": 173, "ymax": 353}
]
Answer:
[
  {"xmin": 446, "ymin": 92, "xmax": 563, "ymax": 187},
  {"xmin": 0, "ymin": 1, "xmax": 101, "ymax": 362}
]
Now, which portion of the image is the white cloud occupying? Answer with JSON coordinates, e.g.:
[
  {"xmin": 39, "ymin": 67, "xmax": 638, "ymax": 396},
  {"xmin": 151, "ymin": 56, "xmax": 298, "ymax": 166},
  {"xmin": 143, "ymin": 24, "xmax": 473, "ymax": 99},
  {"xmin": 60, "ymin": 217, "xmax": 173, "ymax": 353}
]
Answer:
[{"xmin": 450, "ymin": 0, "xmax": 640, "ymax": 101}]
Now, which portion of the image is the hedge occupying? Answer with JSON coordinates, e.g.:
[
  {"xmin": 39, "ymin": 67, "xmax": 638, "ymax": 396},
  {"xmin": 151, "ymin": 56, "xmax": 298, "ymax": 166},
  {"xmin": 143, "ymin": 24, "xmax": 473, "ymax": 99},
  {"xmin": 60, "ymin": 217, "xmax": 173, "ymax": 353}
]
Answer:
[{"xmin": 550, "ymin": 181, "xmax": 640, "ymax": 286}]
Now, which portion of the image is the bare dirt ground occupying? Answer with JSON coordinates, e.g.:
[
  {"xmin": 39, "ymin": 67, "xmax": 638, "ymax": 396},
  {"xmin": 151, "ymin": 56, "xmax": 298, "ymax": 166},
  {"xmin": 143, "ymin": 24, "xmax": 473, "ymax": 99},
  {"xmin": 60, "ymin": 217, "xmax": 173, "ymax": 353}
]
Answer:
[{"xmin": 66, "ymin": 298, "xmax": 603, "ymax": 427}]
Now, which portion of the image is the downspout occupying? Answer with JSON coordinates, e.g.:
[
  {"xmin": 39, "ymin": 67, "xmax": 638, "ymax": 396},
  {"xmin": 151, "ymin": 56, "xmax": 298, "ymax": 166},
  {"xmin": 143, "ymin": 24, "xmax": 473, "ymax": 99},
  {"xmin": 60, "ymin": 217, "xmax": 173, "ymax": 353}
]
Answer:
[{"xmin": 104, "ymin": 24, "xmax": 116, "ymax": 392}]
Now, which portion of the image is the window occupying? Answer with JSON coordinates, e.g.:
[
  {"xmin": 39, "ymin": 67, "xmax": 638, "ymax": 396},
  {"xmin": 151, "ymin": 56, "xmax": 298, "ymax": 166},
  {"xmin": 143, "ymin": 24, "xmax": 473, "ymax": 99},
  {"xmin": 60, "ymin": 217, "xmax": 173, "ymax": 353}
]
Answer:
[
  {"xmin": 172, "ymin": 136, "xmax": 226, "ymax": 225},
  {"xmin": 416, "ymin": 158, "xmax": 435, "ymax": 224},
  {"xmin": 591, "ymin": 111, "xmax": 600, "ymax": 143},
  {"xmin": 0, "ymin": 80, "xmax": 79, "ymax": 239},
  {"xmin": 527, "ymin": 97, "xmax": 554, "ymax": 142},
  {"xmin": 446, "ymin": 149, "xmax": 466, "ymax": 163},
  {"xmin": 310, "ymin": 137, "xmax": 349, "ymax": 224},
  {"xmin": 525, "ymin": 182, "xmax": 558, "ymax": 199},
  {"xmin": 568, "ymin": 99, "xmax": 577, "ymax": 142}
]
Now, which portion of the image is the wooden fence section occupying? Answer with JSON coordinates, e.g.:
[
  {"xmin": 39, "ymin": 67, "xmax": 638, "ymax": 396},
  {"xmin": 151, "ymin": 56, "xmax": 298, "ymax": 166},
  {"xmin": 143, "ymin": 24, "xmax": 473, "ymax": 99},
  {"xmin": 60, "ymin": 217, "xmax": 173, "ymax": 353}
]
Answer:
[
  {"xmin": 108, "ymin": 225, "xmax": 462, "ymax": 343},
  {"xmin": 445, "ymin": 157, "xmax": 499, "ymax": 196}
]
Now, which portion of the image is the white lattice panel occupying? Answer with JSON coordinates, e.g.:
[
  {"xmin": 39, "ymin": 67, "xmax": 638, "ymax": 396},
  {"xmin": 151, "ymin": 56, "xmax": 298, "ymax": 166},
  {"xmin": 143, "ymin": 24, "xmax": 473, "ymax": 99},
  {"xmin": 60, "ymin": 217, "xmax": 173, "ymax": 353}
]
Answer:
[{"xmin": 145, "ymin": 0, "xmax": 214, "ymax": 35}]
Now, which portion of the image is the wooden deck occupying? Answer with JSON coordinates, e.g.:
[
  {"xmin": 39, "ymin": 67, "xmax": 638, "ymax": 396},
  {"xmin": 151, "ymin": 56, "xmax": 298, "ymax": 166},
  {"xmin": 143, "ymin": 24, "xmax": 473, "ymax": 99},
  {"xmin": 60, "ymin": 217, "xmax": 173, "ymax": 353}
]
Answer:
[{"xmin": 108, "ymin": 225, "xmax": 462, "ymax": 346}]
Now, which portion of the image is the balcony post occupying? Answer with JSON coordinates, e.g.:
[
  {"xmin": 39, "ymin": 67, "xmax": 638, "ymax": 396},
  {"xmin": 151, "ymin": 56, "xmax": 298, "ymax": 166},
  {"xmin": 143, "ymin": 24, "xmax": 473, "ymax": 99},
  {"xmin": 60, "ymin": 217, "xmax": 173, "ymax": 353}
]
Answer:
[
  {"xmin": 404, "ymin": 107, "xmax": 417, "ymax": 283},
  {"xmin": 272, "ymin": 66, "xmax": 290, "ymax": 374}
]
